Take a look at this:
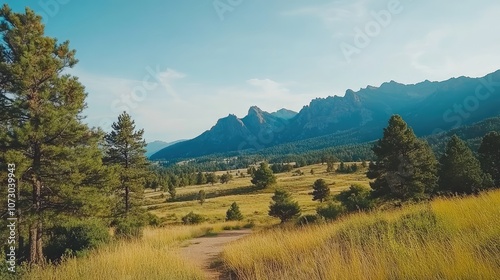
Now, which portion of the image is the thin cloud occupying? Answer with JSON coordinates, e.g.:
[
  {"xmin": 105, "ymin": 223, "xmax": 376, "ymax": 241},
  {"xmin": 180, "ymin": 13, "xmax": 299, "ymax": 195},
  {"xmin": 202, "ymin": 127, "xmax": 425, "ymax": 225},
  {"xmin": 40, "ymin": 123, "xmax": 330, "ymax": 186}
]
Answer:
[
  {"xmin": 247, "ymin": 78, "xmax": 290, "ymax": 95},
  {"xmin": 156, "ymin": 68, "xmax": 186, "ymax": 99}
]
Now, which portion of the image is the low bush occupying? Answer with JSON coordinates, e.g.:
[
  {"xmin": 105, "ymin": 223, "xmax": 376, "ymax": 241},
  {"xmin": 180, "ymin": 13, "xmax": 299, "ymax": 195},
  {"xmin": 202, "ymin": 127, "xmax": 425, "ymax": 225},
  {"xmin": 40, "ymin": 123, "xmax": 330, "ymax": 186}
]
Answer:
[
  {"xmin": 297, "ymin": 214, "xmax": 321, "ymax": 226},
  {"xmin": 113, "ymin": 218, "xmax": 145, "ymax": 239},
  {"xmin": 316, "ymin": 202, "xmax": 345, "ymax": 221},
  {"xmin": 44, "ymin": 219, "xmax": 110, "ymax": 262},
  {"xmin": 182, "ymin": 212, "xmax": 205, "ymax": 225},
  {"xmin": 336, "ymin": 184, "xmax": 375, "ymax": 212}
]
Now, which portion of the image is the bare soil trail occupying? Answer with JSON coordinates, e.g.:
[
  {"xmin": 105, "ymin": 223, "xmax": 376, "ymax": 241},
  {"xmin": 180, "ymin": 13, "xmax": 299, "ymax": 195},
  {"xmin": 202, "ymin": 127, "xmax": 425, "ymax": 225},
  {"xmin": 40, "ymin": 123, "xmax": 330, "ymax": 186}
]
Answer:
[{"xmin": 180, "ymin": 229, "xmax": 252, "ymax": 280}]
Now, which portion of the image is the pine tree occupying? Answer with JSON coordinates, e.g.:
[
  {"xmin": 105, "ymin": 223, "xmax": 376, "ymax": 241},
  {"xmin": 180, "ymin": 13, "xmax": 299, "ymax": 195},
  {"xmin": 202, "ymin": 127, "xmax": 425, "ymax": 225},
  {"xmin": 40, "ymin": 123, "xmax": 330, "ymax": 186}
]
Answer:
[
  {"xmin": 167, "ymin": 182, "xmax": 176, "ymax": 200},
  {"xmin": 367, "ymin": 115, "xmax": 438, "ymax": 201},
  {"xmin": 220, "ymin": 173, "xmax": 233, "ymax": 184},
  {"xmin": 206, "ymin": 173, "xmax": 218, "ymax": 185},
  {"xmin": 478, "ymin": 132, "xmax": 500, "ymax": 187},
  {"xmin": 438, "ymin": 135, "xmax": 493, "ymax": 194},
  {"xmin": 326, "ymin": 160, "xmax": 335, "ymax": 172},
  {"xmin": 198, "ymin": 190, "xmax": 206, "ymax": 205},
  {"xmin": 337, "ymin": 162, "xmax": 346, "ymax": 173},
  {"xmin": 104, "ymin": 112, "xmax": 148, "ymax": 217},
  {"xmin": 251, "ymin": 162, "xmax": 277, "ymax": 189},
  {"xmin": 0, "ymin": 5, "xmax": 111, "ymax": 264},
  {"xmin": 268, "ymin": 189, "xmax": 301, "ymax": 223},
  {"xmin": 226, "ymin": 202, "xmax": 243, "ymax": 221},
  {"xmin": 311, "ymin": 179, "xmax": 330, "ymax": 203},
  {"xmin": 196, "ymin": 171, "xmax": 206, "ymax": 185}
]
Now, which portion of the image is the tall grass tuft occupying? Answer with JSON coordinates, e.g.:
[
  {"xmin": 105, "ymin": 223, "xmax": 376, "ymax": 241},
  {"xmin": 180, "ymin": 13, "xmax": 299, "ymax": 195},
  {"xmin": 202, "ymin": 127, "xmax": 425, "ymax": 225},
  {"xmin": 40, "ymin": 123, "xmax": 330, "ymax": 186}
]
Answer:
[{"xmin": 223, "ymin": 190, "xmax": 500, "ymax": 280}]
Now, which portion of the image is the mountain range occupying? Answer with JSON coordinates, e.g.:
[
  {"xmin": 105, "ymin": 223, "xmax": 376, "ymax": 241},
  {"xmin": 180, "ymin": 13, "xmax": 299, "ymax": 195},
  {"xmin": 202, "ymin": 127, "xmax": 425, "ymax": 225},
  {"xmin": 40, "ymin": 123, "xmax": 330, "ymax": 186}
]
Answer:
[
  {"xmin": 145, "ymin": 140, "xmax": 184, "ymax": 157},
  {"xmin": 151, "ymin": 70, "xmax": 500, "ymax": 161}
]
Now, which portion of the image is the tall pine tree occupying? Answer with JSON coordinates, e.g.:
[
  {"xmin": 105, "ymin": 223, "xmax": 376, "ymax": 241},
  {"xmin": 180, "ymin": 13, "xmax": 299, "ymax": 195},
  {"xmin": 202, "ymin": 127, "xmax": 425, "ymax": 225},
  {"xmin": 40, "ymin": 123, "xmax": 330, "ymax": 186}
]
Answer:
[
  {"xmin": 478, "ymin": 132, "xmax": 500, "ymax": 187},
  {"xmin": 367, "ymin": 115, "xmax": 438, "ymax": 201},
  {"xmin": 438, "ymin": 135, "xmax": 493, "ymax": 194},
  {"xmin": 104, "ymin": 112, "xmax": 148, "ymax": 218},
  {"xmin": 0, "ymin": 5, "xmax": 111, "ymax": 264}
]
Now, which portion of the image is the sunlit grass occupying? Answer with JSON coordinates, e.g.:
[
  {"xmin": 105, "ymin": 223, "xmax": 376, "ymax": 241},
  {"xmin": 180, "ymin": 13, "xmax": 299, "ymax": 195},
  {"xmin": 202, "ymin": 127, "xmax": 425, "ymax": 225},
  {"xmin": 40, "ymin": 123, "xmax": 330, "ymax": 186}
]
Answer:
[
  {"xmin": 148, "ymin": 163, "xmax": 368, "ymax": 224},
  {"xmin": 22, "ymin": 225, "xmax": 218, "ymax": 280},
  {"xmin": 222, "ymin": 190, "xmax": 500, "ymax": 280}
]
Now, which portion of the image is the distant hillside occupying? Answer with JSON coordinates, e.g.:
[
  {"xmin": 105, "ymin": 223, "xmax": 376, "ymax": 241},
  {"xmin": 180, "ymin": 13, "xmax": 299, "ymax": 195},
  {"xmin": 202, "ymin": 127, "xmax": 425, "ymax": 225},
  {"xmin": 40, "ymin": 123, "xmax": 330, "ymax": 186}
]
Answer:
[
  {"xmin": 270, "ymin": 108, "xmax": 297, "ymax": 120},
  {"xmin": 151, "ymin": 70, "xmax": 500, "ymax": 161},
  {"xmin": 150, "ymin": 107, "xmax": 293, "ymax": 160},
  {"xmin": 160, "ymin": 116, "xmax": 500, "ymax": 173},
  {"xmin": 146, "ymin": 140, "xmax": 184, "ymax": 157}
]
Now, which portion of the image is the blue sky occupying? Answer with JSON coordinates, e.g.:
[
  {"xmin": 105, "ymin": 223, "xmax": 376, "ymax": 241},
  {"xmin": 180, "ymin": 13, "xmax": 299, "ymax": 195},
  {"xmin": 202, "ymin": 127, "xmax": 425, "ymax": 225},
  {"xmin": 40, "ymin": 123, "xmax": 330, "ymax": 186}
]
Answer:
[{"xmin": 6, "ymin": 0, "xmax": 500, "ymax": 142}]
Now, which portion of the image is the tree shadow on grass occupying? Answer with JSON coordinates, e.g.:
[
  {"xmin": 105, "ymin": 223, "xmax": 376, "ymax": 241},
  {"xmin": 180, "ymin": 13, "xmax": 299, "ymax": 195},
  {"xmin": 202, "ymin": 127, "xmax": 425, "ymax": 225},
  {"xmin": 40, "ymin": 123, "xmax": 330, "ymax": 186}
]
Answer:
[{"xmin": 167, "ymin": 185, "xmax": 263, "ymax": 202}]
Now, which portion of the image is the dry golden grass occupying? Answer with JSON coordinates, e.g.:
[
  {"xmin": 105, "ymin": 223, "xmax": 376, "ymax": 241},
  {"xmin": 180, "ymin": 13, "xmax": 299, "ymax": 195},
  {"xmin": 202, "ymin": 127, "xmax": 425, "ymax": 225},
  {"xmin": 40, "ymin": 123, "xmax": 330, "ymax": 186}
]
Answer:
[
  {"xmin": 22, "ymin": 225, "xmax": 226, "ymax": 280},
  {"xmin": 222, "ymin": 190, "xmax": 500, "ymax": 280},
  {"xmin": 147, "ymin": 163, "xmax": 369, "ymax": 224}
]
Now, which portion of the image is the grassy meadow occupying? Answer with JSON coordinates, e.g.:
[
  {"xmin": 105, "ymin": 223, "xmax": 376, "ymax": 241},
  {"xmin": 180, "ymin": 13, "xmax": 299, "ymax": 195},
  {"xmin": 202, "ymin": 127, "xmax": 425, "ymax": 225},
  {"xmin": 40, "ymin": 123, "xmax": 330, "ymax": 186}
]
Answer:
[
  {"xmin": 20, "ymin": 163, "xmax": 500, "ymax": 279},
  {"xmin": 145, "ymin": 163, "xmax": 368, "ymax": 224},
  {"xmin": 222, "ymin": 190, "xmax": 500, "ymax": 280}
]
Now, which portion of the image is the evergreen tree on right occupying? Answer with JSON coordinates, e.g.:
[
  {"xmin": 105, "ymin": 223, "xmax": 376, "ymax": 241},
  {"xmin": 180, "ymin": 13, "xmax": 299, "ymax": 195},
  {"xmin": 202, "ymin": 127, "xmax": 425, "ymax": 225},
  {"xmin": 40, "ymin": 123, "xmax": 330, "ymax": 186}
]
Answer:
[
  {"xmin": 438, "ymin": 135, "xmax": 493, "ymax": 194},
  {"xmin": 478, "ymin": 132, "xmax": 500, "ymax": 187},
  {"xmin": 367, "ymin": 115, "xmax": 438, "ymax": 201}
]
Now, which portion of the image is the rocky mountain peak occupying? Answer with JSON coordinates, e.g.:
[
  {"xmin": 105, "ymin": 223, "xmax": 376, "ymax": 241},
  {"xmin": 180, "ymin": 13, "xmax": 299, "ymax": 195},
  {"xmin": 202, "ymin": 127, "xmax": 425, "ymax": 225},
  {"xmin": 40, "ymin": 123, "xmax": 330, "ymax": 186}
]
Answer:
[{"xmin": 271, "ymin": 108, "xmax": 298, "ymax": 120}]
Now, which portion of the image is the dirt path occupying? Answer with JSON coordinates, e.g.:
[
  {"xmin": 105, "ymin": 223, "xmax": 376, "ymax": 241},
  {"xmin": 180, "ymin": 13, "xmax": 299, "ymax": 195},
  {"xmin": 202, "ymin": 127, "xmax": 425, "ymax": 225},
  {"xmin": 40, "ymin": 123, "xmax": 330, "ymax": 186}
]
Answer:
[{"xmin": 180, "ymin": 229, "xmax": 252, "ymax": 280}]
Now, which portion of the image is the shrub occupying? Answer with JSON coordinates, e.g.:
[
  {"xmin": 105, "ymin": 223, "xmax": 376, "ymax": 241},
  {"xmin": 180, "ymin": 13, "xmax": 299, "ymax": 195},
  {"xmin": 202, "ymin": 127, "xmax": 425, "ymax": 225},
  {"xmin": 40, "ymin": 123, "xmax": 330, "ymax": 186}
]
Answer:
[
  {"xmin": 182, "ymin": 212, "xmax": 205, "ymax": 225},
  {"xmin": 336, "ymin": 184, "xmax": 375, "ymax": 212},
  {"xmin": 317, "ymin": 202, "xmax": 345, "ymax": 221},
  {"xmin": 243, "ymin": 221, "xmax": 256, "ymax": 229},
  {"xmin": 297, "ymin": 214, "xmax": 321, "ymax": 226},
  {"xmin": 146, "ymin": 212, "xmax": 163, "ymax": 227},
  {"xmin": 44, "ymin": 219, "xmax": 110, "ymax": 262},
  {"xmin": 114, "ymin": 218, "xmax": 145, "ymax": 239}
]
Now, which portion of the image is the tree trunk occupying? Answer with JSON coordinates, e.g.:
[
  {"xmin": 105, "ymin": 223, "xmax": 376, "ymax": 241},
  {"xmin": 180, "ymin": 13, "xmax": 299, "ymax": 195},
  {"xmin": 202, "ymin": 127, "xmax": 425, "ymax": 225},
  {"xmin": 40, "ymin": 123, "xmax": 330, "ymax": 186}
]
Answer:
[
  {"xmin": 125, "ymin": 185, "xmax": 129, "ymax": 215},
  {"xmin": 29, "ymin": 175, "xmax": 44, "ymax": 265},
  {"xmin": 17, "ymin": 178, "xmax": 23, "ymax": 261},
  {"xmin": 28, "ymin": 220, "xmax": 43, "ymax": 265},
  {"xmin": 37, "ymin": 222, "xmax": 43, "ymax": 261},
  {"xmin": 125, "ymin": 150, "xmax": 129, "ymax": 215},
  {"xmin": 29, "ymin": 222, "xmax": 37, "ymax": 263}
]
